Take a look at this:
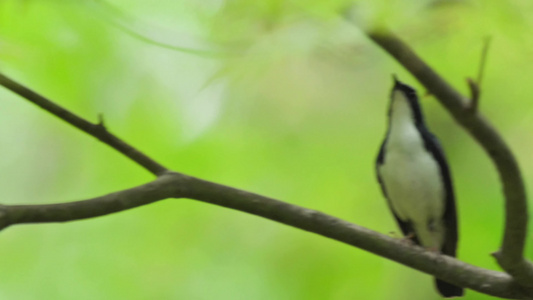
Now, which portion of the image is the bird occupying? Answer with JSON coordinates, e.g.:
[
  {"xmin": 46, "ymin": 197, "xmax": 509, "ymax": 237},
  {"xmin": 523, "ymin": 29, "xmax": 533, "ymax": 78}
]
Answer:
[{"xmin": 375, "ymin": 76, "xmax": 463, "ymax": 298}]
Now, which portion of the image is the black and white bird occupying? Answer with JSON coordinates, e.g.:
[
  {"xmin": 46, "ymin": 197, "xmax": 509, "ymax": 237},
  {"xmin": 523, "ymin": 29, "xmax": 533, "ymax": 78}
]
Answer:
[{"xmin": 376, "ymin": 77, "xmax": 463, "ymax": 298}]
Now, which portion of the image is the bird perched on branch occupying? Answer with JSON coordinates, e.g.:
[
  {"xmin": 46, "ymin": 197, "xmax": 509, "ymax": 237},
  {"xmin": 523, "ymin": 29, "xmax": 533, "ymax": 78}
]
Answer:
[{"xmin": 376, "ymin": 76, "xmax": 463, "ymax": 298}]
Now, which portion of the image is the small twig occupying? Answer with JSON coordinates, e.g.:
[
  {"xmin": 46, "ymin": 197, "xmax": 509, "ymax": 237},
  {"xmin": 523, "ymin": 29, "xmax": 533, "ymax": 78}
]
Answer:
[
  {"xmin": 477, "ymin": 36, "xmax": 492, "ymax": 86},
  {"xmin": 0, "ymin": 73, "xmax": 168, "ymax": 177},
  {"xmin": 97, "ymin": 113, "xmax": 106, "ymax": 128},
  {"xmin": 467, "ymin": 77, "xmax": 480, "ymax": 112},
  {"xmin": 467, "ymin": 36, "xmax": 492, "ymax": 112}
]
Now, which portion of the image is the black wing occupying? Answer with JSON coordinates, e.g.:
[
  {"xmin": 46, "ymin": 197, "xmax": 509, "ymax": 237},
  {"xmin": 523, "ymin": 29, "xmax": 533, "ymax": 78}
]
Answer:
[
  {"xmin": 419, "ymin": 127, "xmax": 464, "ymax": 297},
  {"xmin": 375, "ymin": 140, "xmax": 419, "ymax": 244},
  {"xmin": 418, "ymin": 127, "xmax": 458, "ymax": 257}
]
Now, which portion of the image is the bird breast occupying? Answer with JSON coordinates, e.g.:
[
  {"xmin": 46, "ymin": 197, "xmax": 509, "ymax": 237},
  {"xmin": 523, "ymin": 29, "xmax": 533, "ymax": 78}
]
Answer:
[{"xmin": 378, "ymin": 122, "xmax": 446, "ymax": 247}]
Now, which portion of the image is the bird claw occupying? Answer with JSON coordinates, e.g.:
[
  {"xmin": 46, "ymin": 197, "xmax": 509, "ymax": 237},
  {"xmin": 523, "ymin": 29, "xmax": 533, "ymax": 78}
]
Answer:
[
  {"xmin": 425, "ymin": 246, "xmax": 440, "ymax": 253},
  {"xmin": 388, "ymin": 231, "xmax": 416, "ymax": 246},
  {"xmin": 401, "ymin": 232, "xmax": 417, "ymax": 246}
]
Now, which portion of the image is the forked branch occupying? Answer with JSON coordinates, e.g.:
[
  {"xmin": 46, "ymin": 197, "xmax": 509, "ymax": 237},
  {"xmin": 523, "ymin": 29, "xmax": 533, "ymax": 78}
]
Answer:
[{"xmin": 0, "ymin": 29, "xmax": 531, "ymax": 299}]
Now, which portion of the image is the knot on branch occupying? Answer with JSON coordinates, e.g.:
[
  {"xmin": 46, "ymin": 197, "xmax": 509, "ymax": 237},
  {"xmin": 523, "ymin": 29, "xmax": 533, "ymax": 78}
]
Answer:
[
  {"xmin": 492, "ymin": 251, "xmax": 533, "ymax": 292},
  {"xmin": 467, "ymin": 77, "xmax": 480, "ymax": 113},
  {"xmin": 159, "ymin": 171, "xmax": 193, "ymax": 198},
  {"xmin": 95, "ymin": 113, "xmax": 108, "ymax": 132}
]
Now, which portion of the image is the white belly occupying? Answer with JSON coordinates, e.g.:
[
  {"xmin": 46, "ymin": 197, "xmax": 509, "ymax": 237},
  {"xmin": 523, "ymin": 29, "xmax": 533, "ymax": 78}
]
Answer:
[{"xmin": 378, "ymin": 125, "xmax": 446, "ymax": 248}]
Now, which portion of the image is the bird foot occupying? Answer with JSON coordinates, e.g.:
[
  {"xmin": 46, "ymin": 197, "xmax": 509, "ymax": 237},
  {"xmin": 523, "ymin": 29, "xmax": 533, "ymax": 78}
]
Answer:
[
  {"xmin": 425, "ymin": 246, "xmax": 440, "ymax": 253},
  {"xmin": 401, "ymin": 232, "xmax": 417, "ymax": 246},
  {"xmin": 388, "ymin": 232, "xmax": 417, "ymax": 246}
]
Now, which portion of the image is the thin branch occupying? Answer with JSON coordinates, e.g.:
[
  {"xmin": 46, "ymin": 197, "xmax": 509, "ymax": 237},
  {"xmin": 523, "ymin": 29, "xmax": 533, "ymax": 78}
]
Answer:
[
  {"xmin": 0, "ymin": 173, "xmax": 184, "ymax": 228},
  {"xmin": 367, "ymin": 28, "xmax": 533, "ymax": 288},
  {"xmin": 0, "ymin": 73, "xmax": 168, "ymax": 177},
  {"xmin": 0, "ymin": 172, "xmax": 529, "ymax": 299}
]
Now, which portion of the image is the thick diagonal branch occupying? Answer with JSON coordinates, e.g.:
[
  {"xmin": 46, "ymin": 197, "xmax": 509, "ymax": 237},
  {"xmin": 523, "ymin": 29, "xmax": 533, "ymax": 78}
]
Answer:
[
  {"xmin": 367, "ymin": 29, "xmax": 533, "ymax": 287},
  {"xmin": 0, "ymin": 73, "xmax": 168, "ymax": 176},
  {"xmin": 0, "ymin": 172, "xmax": 528, "ymax": 299}
]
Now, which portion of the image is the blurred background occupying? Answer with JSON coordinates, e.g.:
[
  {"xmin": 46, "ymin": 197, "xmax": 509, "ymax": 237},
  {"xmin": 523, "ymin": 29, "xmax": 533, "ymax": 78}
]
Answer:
[{"xmin": 0, "ymin": 0, "xmax": 532, "ymax": 299}]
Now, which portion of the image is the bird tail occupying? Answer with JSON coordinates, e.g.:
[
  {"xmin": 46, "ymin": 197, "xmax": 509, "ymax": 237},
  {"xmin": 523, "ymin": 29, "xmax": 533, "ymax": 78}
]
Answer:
[
  {"xmin": 433, "ymin": 203, "xmax": 464, "ymax": 298},
  {"xmin": 435, "ymin": 278, "xmax": 463, "ymax": 298},
  {"xmin": 435, "ymin": 230, "xmax": 464, "ymax": 298}
]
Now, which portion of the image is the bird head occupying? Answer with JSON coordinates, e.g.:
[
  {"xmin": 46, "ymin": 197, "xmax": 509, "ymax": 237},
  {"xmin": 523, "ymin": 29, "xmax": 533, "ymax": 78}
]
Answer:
[{"xmin": 388, "ymin": 76, "xmax": 424, "ymax": 126}]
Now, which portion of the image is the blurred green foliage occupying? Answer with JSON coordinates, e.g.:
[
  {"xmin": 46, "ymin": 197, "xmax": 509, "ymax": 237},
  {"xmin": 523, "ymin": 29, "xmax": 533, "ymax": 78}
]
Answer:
[{"xmin": 0, "ymin": 0, "xmax": 532, "ymax": 299}]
